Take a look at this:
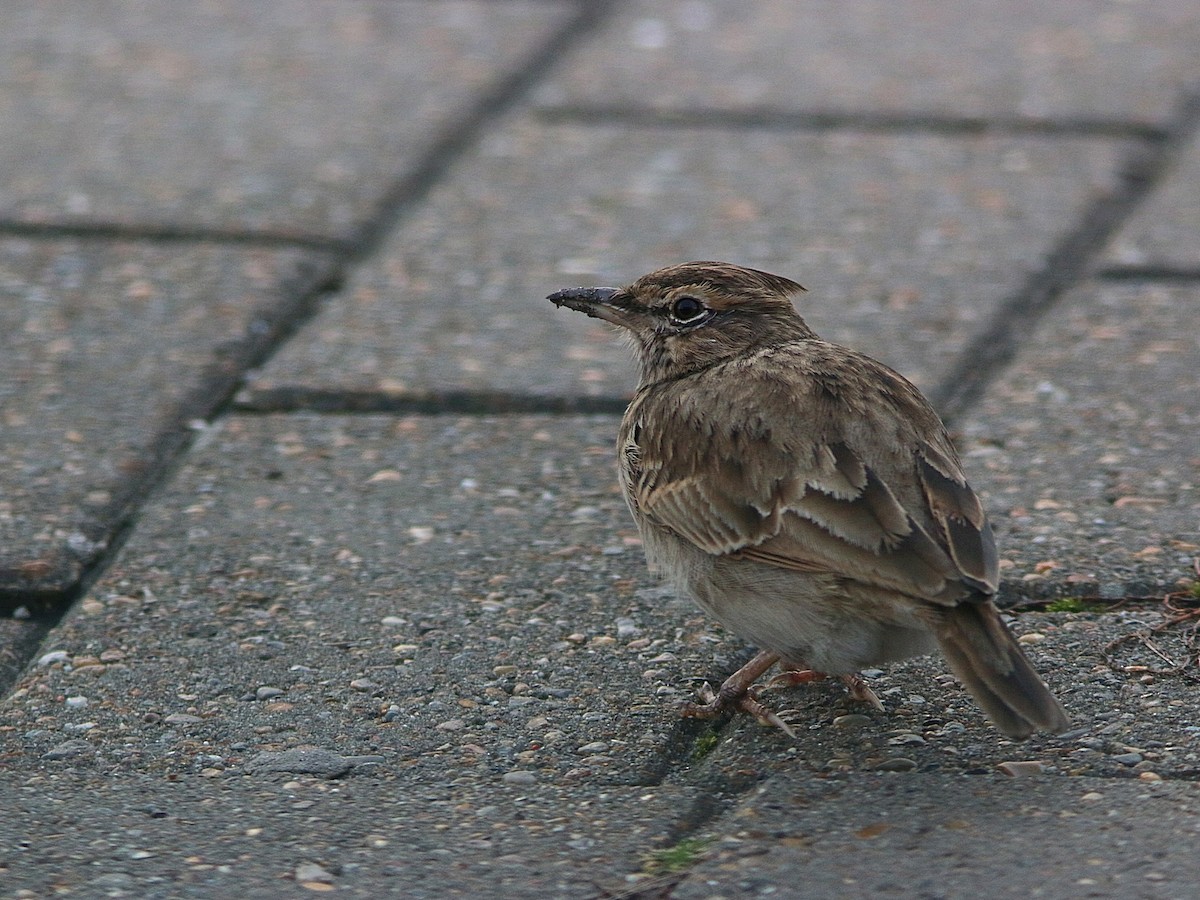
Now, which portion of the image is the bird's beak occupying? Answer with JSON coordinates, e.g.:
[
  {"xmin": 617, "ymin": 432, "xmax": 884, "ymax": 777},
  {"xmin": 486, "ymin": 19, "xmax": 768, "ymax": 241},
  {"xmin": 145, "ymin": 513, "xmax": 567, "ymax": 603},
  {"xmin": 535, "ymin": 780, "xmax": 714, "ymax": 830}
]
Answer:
[{"xmin": 547, "ymin": 286, "xmax": 635, "ymax": 328}]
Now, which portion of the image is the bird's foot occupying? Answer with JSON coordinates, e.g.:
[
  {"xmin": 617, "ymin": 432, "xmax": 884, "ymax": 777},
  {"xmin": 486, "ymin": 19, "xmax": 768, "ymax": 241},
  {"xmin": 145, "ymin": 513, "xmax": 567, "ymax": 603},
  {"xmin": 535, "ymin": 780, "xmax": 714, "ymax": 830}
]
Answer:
[
  {"xmin": 839, "ymin": 672, "xmax": 884, "ymax": 710},
  {"xmin": 767, "ymin": 665, "xmax": 884, "ymax": 711},
  {"xmin": 765, "ymin": 668, "xmax": 828, "ymax": 689},
  {"xmin": 679, "ymin": 650, "xmax": 796, "ymax": 738}
]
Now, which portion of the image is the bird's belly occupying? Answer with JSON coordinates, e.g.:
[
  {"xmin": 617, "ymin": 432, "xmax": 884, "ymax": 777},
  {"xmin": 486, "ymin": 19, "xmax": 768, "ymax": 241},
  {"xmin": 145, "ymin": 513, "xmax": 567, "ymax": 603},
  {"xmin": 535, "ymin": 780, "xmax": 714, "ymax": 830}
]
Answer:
[{"xmin": 646, "ymin": 532, "xmax": 935, "ymax": 672}]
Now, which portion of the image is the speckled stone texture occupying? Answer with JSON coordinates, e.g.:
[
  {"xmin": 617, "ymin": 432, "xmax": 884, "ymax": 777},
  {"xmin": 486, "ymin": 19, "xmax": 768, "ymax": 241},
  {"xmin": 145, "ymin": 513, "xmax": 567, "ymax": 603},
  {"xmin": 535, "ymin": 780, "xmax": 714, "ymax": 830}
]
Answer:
[
  {"xmin": 959, "ymin": 282, "xmax": 1200, "ymax": 601},
  {"xmin": 668, "ymin": 775, "xmax": 1200, "ymax": 898},
  {"xmin": 0, "ymin": 1, "xmax": 573, "ymax": 235},
  {"xmin": 3, "ymin": 0, "xmax": 1200, "ymax": 896},
  {"xmin": 537, "ymin": 0, "xmax": 1200, "ymax": 123},
  {"xmin": 250, "ymin": 117, "xmax": 1129, "ymax": 398},
  {"xmin": 0, "ymin": 239, "xmax": 330, "ymax": 600},
  {"xmin": 1106, "ymin": 129, "xmax": 1200, "ymax": 270},
  {"xmin": 5, "ymin": 414, "xmax": 1200, "ymax": 897}
]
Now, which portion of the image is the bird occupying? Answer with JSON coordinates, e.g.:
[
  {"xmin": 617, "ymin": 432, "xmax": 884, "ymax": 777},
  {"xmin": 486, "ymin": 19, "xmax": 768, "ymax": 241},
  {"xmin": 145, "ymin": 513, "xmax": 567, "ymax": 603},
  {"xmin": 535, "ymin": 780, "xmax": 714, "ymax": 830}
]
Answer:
[{"xmin": 548, "ymin": 261, "xmax": 1069, "ymax": 740}]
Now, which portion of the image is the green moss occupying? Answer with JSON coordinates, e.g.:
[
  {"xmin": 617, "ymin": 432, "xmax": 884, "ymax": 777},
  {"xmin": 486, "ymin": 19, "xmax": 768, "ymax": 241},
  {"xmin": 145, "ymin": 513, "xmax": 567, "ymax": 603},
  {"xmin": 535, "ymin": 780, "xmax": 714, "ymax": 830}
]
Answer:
[
  {"xmin": 691, "ymin": 730, "xmax": 720, "ymax": 760},
  {"xmin": 645, "ymin": 838, "xmax": 711, "ymax": 873},
  {"xmin": 1045, "ymin": 597, "xmax": 1092, "ymax": 613}
]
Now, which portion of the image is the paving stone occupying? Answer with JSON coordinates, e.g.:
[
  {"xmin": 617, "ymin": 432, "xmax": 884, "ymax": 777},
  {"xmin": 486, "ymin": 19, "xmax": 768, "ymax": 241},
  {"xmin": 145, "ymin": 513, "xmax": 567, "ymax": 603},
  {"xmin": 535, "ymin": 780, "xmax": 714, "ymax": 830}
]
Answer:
[
  {"xmin": 0, "ymin": 414, "xmax": 695, "ymax": 781},
  {"xmin": 668, "ymin": 774, "xmax": 1200, "ymax": 898},
  {"xmin": 250, "ymin": 117, "xmax": 1129, "ymax": 399},
  {"xmin": 957, "ymin": 281, "xmax": 1200, "ymax": 602},
  {"xmin": 1106, "ymin": 129, "xmax": 1200, "ymax": 270},
  {"xmin": 6, "ymin": 413, "xmax": 1196, "ymax": 793},
  {"xmin": 0, "ymin": 770, "xmax": 702, "ymax": 898},
  {"xmin": 0, "ymin": 618, "xmax": 47, "ymax": 689},
  {"xmin": 0, "ymin": 238, "xmax": 330, "ymax": 600},
  {"xmin": 537, "ymin": 0, "xmax": 1200, "ymax": 124},
  {"xmin": 0, "ymin": 0, "xmax": 574, "ymax": 236}
]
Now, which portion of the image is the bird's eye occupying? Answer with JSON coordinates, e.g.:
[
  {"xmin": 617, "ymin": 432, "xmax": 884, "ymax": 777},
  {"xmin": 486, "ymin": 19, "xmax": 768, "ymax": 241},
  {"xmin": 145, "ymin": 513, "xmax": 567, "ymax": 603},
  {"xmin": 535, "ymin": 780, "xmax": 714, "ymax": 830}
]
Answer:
[{"xmin": 670, "ymin": 296, "xmax": 707, "ymax": 323}]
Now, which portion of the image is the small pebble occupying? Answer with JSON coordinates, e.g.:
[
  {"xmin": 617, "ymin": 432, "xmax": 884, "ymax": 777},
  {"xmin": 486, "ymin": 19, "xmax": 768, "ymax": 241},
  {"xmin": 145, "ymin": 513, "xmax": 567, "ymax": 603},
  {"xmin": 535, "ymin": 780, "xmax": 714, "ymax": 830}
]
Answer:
[
  {"xmin": 502, "ymin": 770, "xmax": 537, "ymax": 785},
  {"xmin": 295, "ymin": 862, "xmax": 335, "ymax": 885},
  {"xmin": 42, "ymin": 739, "xmax": 93, "ymax": 760},
  {"xmin": 256, "ymin": 686, "xmax": 284, "ymax": 700},
  {"xmin": 832, "ymin": 714, "xmax": 872, "ymax": 729},
  {"xmin": 1112, "ymin": 753, "xmax": 1143, "ymax": 766},
  {"xmin": 997, "ymin": 760, "xmax": 1046, "ymax": 777},
  {"xmin": 246, "ymin": 749, "xmax": 354, "ymax": 779},
  {"xmin": 615, "ymin": 617, "xmax": 641, "ymax": 638},
  {"xmin": 888, "ymin": 733, "xmax": 926, "ymax": 746},
  {"xmin": 65, "ymin": 696, "xmax": 89, "ymax": 709},
  {"xmin": 492, "ymin": 665, "xmax": 518, "ymax": 677},
  {"xmin": 1138, "ymin": 771, "xmax": 1163, "ymax": 782},
  {"xmin": 576, "ymin": 741, "xmax": 609, "ymax": 755},
  {"xmin": 874, "ymin": 757, "xmax": 917, "ymax": 772}
]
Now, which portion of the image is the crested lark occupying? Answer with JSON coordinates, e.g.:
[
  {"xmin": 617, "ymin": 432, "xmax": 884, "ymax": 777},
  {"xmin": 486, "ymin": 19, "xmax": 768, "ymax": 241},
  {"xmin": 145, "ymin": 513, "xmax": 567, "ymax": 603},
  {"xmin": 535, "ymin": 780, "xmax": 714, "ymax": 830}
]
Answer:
[{"xmin": 549, "ymin": 261, "xmax": 1068, "ymax": 739}]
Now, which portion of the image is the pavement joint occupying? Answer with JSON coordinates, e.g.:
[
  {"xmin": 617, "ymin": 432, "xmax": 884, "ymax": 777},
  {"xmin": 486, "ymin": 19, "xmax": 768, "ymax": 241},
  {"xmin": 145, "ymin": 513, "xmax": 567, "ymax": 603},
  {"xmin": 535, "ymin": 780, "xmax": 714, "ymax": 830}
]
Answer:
[
  {"xmin": 0, "ymin": 219, "xmax": 347, "ymax": 253},
  {"xmin": 536, "ymin": 103, "xmax": 1170, "ymax": 141},
  {"xmin": 930, "ymin": 88, "xmax": 1200, "ymax": 420},
  {"xmin": 232, "ymin": 385, "xmax": 631, "ymax": 416},
  {"xmin": 1095, "ymin": 263, "xmax": 1200, "ymax": 282}
]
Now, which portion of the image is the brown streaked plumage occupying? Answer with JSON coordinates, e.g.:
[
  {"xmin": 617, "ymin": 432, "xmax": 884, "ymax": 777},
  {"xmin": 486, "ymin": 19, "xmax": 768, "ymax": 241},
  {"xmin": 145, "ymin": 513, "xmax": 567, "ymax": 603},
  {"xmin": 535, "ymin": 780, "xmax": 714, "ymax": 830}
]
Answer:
[{"xmin": 549, "ymin": 261, "xmax": 1068, "ymax": 740}]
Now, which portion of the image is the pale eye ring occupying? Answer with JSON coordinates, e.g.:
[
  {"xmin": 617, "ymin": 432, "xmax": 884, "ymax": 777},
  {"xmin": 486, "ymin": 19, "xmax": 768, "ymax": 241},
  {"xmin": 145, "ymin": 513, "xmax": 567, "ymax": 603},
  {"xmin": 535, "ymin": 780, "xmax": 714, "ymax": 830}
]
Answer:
[{"xmin": 670, "ymin": 295, "xmax": 706, "ymax": 322}]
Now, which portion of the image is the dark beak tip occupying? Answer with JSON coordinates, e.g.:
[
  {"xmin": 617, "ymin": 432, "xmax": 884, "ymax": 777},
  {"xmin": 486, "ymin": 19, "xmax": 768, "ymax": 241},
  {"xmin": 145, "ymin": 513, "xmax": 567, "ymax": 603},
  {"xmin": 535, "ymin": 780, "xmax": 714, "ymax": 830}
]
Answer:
[{"xmin": 546, "ymin": 286, "xmax": 618, "ymax": 306}]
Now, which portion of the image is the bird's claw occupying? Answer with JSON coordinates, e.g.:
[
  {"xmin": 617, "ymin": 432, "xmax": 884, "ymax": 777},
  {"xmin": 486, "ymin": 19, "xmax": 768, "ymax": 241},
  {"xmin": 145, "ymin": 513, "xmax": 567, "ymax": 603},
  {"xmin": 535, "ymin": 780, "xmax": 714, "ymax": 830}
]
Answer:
[
  {"xmin": 767, "ymin": 667, "xmax": 884, "ymax": 711},
  {"xmin": 840, "ymin": 673, "xmax": 884, "ymax": 710},
  {"xmin": 681, "ymin": 680, "xmax": 797, "ymax": 739}
]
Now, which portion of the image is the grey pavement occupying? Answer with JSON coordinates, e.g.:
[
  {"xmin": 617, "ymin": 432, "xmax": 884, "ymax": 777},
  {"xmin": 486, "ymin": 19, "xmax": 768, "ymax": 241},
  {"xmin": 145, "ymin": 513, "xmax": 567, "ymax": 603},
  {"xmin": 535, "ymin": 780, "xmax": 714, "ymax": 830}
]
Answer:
[{"xmin": 2, "ymin": 2, "xmax": 1200, "ymax": 897}]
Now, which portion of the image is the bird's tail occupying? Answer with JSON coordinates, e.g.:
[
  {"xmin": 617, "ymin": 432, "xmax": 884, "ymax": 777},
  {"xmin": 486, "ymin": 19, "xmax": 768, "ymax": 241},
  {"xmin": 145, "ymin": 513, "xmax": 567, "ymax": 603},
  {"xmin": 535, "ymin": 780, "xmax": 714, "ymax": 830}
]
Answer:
[{"xmin": 929, "ymin": 600, "xmax": 1069, "ymax": 740}]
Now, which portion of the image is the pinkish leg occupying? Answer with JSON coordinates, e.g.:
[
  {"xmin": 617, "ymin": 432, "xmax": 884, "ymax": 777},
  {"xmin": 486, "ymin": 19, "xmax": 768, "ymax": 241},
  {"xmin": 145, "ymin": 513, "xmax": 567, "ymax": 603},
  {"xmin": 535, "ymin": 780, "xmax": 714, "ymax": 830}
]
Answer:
[
  {"xmin": 767, "ymin": 663, "xmax": 884, "ymax": 711},
  {"xmin": 680, "ymin": 650, "xmax": 796, "ymax": 738}
]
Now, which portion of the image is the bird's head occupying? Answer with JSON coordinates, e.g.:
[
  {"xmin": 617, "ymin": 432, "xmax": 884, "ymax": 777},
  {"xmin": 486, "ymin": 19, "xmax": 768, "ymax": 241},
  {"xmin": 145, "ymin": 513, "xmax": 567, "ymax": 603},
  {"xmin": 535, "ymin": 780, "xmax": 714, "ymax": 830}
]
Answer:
[{"xmin": 549, "ymin": 261, "xmax": 813, "ymax": 382}]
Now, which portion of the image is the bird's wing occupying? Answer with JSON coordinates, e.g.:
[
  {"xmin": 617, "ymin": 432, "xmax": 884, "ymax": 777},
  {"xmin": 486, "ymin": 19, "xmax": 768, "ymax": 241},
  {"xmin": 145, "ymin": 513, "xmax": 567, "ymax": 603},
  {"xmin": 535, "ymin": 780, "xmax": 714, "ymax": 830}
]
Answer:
[{"xmin": 623, "ymin": 345, "xmax": 998, "ymax": 604}]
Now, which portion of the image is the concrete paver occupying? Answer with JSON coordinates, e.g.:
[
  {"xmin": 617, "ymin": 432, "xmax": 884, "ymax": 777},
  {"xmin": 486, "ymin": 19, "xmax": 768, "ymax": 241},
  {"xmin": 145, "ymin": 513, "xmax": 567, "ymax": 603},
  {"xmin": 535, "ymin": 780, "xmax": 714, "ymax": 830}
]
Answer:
[
  {"xmin": 3, "ymin": 1, "xmax": 1200, "ymax": 896},
  {"xmin": 251, "ymin": 117, "xmax": 1130, "ymax": 398},
  {"xmin": 1106, "ymin": 128, "xmax": 1200, "ymax": 270},
  {"xmin": 4, "ymin": 414, "xmax": 757, "ymax": 786},
  {"xmin": 0, "ymin": 0, "xmax": 574, "ymax": 236},
  {"xmin": 670, "ymin": 774, "xmax": 1200, "ymax": 898},
  {"xmin": 0, "ymin": 239, "xmax": 331, "ymax": 602},
  {"xmin": 537, "ymin": 0, "xmax": 1200, "ymax": 124},
  {"xmin": 959, "ymin": 281, "xmax": 1200, "ymax": 601},
  {"xmin": 0, "ymin": 770, "xmax": 703, "ymax": 898}
]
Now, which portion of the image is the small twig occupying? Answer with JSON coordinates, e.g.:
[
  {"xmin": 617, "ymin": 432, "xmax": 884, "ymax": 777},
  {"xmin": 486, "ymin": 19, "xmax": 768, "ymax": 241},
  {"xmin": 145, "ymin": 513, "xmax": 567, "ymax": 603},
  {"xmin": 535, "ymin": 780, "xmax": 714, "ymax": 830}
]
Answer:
[{"xmin": 1103, "ymin": 586, "xmax": 1200, "ymax": 681}]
